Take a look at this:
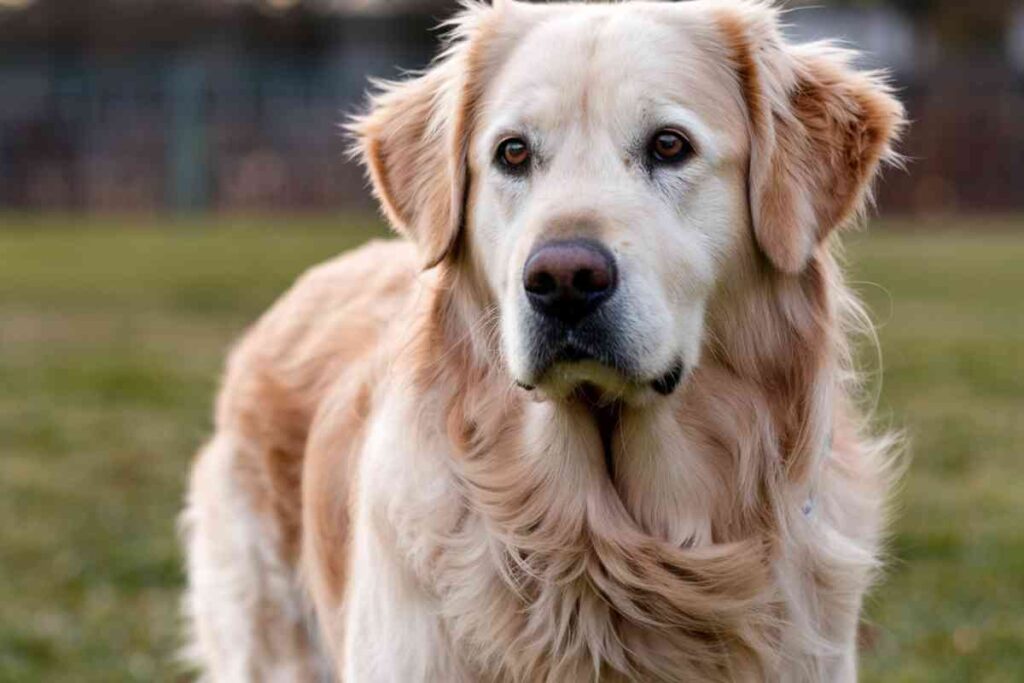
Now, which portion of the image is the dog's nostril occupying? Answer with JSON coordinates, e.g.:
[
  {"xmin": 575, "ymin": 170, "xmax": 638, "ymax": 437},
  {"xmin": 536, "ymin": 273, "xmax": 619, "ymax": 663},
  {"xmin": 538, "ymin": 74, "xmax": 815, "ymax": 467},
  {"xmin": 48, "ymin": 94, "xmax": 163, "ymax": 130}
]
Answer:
[
  {"xmin": 526, "ymin": 271, "xmax": 557, "ymax": 296},
  {"xmin": 572, "ymin": 268, "xmax": 610, "ymax": 294}
]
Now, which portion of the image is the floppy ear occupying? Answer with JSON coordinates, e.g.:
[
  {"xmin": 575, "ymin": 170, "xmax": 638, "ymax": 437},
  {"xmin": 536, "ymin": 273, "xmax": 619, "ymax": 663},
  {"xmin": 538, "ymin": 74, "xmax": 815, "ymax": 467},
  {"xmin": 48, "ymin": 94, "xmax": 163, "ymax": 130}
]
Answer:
[
  {"xmin": 717, "ymin": 4, "xmax": 905, "ymax": 273},
  {"xmin": 349, "ymin": 6, "xmax": 497, "ymax": 268}
]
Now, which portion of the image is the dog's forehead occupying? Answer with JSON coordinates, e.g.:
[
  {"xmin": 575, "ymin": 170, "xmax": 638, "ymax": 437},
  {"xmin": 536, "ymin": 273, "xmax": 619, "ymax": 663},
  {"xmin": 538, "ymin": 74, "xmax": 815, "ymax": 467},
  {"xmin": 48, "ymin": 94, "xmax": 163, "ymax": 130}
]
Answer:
[{"xmin": 482, "ymin": 4, "xmax": 745, "ymax": 140}]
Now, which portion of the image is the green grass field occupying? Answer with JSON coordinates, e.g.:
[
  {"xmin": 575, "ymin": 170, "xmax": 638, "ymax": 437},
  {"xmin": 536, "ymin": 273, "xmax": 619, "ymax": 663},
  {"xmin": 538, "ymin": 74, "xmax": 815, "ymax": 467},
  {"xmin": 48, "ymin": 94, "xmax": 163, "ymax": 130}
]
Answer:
[{"xmin": 1, "ymin": 214, "xmax": 1021, "ymax": 681}]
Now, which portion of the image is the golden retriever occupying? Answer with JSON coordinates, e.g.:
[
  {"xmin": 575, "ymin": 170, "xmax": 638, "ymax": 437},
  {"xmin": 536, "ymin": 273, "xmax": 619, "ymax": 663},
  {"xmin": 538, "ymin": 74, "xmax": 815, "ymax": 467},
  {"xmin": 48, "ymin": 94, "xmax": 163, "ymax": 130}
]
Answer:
[{"xmin": 181, "ymin": 1, "xmax": 905, "ymax": 680}]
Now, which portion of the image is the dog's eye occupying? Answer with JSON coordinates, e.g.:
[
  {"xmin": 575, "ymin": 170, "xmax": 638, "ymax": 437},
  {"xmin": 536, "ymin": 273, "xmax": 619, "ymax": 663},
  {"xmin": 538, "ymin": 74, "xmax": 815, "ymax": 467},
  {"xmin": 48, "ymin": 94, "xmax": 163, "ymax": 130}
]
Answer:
[
  {"xmin": 496, "ymin": 137, "xmax": 530, "ymax": 172},
  {"xmin": 648, "ymin": 129, "xmax": 694, "ymax": 165}
]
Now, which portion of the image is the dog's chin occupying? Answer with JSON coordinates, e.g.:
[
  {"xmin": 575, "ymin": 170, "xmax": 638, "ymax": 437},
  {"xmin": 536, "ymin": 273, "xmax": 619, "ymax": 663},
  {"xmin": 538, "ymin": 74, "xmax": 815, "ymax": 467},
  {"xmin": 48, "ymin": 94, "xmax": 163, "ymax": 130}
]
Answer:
[
  {"xmin": 531, "ymin": 360, "xmax": 636, "ymax": 403},
  {"xmin": 517, "ymin": 355, "xmax": 688, "ymax": 406}
]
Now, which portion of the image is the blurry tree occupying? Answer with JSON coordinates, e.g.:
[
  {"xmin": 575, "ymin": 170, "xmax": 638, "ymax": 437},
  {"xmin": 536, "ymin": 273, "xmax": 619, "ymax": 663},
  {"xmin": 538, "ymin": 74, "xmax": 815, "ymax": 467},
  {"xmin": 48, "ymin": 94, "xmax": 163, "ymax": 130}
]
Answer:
[
  {"xmin": 900, "ymin": 1, "xmax": 1012, "ymax": 54},
  {"xmin": 831, "ymin": 0, "xmax": 1015, "ymax": 54}
]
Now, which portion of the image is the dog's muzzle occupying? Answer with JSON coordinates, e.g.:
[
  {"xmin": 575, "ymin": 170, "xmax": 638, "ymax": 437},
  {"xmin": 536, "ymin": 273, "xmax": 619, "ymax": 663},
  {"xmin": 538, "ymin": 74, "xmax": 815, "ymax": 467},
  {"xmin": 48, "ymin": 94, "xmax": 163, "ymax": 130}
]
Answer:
[{"xmin": 518, "ymin": 239, "xmax": 684, "ymax": 395}]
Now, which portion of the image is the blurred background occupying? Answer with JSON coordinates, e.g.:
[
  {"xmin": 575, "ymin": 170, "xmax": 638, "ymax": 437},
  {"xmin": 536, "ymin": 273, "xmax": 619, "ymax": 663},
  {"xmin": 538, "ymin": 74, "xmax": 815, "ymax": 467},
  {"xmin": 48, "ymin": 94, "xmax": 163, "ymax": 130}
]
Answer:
[{"xmin": 0, "ymin": 0, "xmax": 1021, "ymax": 681}]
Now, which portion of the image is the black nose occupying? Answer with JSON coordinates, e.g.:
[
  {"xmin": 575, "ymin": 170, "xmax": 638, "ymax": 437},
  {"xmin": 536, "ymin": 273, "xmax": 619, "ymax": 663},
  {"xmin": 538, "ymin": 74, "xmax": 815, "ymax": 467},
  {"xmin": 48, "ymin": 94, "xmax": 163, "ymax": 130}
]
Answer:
[{"xmin": 523, "ymin": 239, "xmax": 618, "ymax": 324}]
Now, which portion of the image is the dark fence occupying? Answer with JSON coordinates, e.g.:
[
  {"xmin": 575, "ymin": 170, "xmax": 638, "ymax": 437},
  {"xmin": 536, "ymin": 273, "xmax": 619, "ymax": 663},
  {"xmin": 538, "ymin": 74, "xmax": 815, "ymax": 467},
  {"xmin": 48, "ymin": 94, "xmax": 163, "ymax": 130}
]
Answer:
[
  {"xmin": 0, "ymin": 11, "xmax": 437, "ymax": 212},
  {"xmin": 878, "ymin": 64, "xmax": 1024, "ymax": 215},
  {"xmin": 1, "ymin": 5, "xmax": 1022, "ymax": 216}
]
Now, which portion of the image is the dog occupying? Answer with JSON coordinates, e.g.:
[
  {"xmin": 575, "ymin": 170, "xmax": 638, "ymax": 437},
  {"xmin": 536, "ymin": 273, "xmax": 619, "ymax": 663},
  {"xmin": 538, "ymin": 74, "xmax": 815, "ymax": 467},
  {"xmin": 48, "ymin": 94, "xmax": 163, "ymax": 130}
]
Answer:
[{"xmin": 181, "ymin": 1, "xmax": 905, "ymax": 680}]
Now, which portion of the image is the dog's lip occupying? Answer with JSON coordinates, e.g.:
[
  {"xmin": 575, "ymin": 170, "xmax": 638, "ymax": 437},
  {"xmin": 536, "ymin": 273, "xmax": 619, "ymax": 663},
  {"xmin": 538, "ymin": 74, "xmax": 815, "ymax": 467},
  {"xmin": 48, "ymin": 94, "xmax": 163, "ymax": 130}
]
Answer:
[
  {"xmin": 553, "ymin": 342, "xmax": 602, "ymax": 364},
  {"xmin": 650, "ymin": 358, "xmax": 686, "ymax": 395},
  {"xmin": 546, "ymin": 341, "xmax": 630, "ymax": 377}
]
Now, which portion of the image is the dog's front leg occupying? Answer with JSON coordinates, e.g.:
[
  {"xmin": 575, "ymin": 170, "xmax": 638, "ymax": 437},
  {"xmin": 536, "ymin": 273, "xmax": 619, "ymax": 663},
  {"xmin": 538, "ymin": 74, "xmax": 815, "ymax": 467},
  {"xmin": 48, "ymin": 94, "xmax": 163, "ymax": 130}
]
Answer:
[
  {"xmin": 342, "ymin": 519, "xmax": 462, "ymax": 682},
  {"xmin": 336, "ymin": 394, "xmax": 472, "ymax": 683}
]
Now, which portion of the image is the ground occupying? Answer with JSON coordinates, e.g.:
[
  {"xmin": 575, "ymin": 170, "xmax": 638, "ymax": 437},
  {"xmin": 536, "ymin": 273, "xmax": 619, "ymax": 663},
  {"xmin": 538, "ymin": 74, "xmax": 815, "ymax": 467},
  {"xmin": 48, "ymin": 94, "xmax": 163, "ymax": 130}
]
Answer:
[{"xmin": 0, "ymin": 214, "xmax": 1021, "ymax": 682}]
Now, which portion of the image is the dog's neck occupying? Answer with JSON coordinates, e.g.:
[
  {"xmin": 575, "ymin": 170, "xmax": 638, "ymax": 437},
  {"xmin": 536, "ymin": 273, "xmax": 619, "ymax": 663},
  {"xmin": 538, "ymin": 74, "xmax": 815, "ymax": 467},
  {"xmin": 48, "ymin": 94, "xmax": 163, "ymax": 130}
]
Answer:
[{"xmin": 400, "ymin": 254, "xmax": 844, "ymax": 678}]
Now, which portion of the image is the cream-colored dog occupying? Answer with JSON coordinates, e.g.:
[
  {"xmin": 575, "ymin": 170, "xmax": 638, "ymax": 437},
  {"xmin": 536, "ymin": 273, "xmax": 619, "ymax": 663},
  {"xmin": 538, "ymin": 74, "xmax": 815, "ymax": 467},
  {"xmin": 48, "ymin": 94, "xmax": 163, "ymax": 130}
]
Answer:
[{"xmin": 182, "ymin": 1, "xmax": 905, "ymax": 680}]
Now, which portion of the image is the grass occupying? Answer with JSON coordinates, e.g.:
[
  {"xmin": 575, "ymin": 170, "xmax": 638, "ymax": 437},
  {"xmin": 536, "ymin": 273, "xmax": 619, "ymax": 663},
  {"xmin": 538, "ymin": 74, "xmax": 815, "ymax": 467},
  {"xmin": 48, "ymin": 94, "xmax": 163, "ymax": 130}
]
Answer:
[
  {"xmin": 847, "ymin": 227, "xmax": 1024, "ymax": 683},
  {"xmin": 0, "ymin": 214, "xmax": 1021, "ymax": 681}
]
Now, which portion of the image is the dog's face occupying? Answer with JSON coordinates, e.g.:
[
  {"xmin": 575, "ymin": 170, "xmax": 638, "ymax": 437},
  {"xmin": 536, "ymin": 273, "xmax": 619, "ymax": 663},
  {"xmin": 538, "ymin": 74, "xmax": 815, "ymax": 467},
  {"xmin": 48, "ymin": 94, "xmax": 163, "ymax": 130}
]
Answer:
[
  {"xmin": 467, "ymin": 9, "xmax": 749, "ymax": 400},
  {"xmin": 354, "ymin": 0, "xmax": 903, "ymax": 402}
]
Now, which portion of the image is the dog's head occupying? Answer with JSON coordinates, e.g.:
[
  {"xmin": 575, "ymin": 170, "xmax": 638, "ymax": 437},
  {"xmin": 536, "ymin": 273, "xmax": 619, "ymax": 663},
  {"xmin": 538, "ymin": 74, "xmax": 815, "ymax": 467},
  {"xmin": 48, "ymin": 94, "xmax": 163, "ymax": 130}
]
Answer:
[{"xmin": 352, "ymin": 0, "xmax": 903, "ymax": 403}]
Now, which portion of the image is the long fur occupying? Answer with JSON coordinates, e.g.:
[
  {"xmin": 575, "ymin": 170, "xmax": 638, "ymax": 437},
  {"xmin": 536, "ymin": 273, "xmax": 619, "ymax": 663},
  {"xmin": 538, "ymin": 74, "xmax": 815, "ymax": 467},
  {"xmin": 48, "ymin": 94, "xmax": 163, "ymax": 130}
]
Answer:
[{"xmin": 182, "ymin": 2, "xmax": 905, "ymax": 681}]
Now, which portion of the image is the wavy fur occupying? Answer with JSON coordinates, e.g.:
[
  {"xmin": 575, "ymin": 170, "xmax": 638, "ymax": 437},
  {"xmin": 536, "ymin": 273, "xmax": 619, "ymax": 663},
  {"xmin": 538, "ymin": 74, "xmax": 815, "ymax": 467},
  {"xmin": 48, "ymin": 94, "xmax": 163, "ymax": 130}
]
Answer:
[{"xmin": 182, "ymin": 2, "xmax": 905, "ymax": 680}]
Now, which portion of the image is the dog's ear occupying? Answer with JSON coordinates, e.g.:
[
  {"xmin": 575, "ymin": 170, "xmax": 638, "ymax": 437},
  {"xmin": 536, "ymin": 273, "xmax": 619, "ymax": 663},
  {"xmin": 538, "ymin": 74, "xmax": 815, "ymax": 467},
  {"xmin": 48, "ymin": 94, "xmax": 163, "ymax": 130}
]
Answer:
[
  {"xmin": 349, "ymin": 6, "xmax": 498, "ymax": 268},
  {"xmin": 716, "ymin": 4, "xmax": 905, "ymax": 273}
]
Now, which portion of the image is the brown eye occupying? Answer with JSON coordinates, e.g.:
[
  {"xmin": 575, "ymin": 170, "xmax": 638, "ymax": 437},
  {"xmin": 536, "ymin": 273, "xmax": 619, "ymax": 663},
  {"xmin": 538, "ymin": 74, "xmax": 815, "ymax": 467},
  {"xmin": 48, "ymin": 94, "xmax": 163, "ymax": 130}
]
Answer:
[
  {"xmin": 496, "ymin": 137, "xmax": 530, "ymax": 172},
  {"xmin": 649, "ymin": 129, "xmax": 693, "ymax": 165}
]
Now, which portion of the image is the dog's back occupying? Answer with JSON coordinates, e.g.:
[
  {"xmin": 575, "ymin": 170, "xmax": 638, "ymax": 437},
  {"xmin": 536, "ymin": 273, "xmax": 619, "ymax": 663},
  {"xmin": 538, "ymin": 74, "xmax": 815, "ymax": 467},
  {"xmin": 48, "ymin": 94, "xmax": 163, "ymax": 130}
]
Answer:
[{"xmin": 217, "ymin": 238, "xmax": 417, "ymax": 471}]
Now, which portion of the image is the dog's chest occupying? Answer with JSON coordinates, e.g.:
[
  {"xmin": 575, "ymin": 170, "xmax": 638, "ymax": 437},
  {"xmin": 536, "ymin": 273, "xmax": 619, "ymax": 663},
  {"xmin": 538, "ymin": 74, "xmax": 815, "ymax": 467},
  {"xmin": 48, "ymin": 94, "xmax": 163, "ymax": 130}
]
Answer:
[{"xmin": 357, "ymin": 395, "xmax": 466, "ymax": 576}]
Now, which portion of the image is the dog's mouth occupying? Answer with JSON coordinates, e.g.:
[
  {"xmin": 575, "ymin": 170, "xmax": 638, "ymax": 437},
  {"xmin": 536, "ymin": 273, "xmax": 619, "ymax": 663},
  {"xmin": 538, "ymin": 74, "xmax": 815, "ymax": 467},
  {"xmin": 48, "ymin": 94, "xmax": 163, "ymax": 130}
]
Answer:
[{"xmin": 520, "ymin": 342, "xmax": 686, "ymax": 399}]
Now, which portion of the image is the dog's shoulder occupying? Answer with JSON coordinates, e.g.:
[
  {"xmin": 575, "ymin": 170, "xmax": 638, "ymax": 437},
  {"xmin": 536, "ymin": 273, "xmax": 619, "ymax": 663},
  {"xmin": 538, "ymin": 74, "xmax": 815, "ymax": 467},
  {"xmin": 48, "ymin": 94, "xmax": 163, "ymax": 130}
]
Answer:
[{"xmin": 214, "ymin": 237, "xmax": 419, "ymax": 461}]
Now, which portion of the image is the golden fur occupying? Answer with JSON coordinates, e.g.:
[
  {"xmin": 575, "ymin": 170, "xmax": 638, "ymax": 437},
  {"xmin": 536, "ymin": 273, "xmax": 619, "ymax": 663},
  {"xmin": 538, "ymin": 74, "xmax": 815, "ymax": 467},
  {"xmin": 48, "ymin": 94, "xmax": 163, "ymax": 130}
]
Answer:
[{"xmin": 182, "ymin": 1, "xmax": 905, "ymax": 680}]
